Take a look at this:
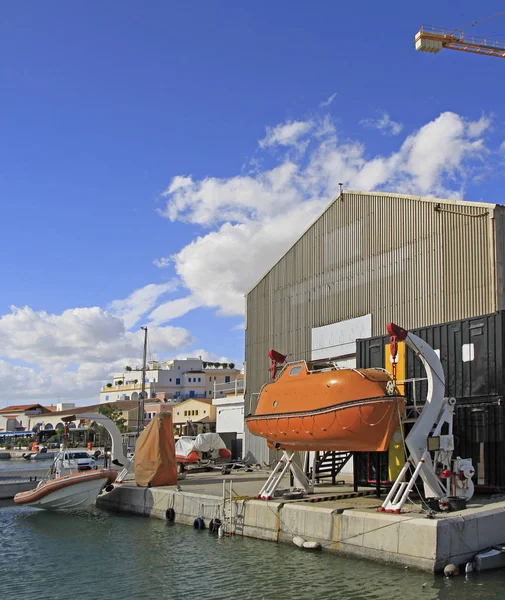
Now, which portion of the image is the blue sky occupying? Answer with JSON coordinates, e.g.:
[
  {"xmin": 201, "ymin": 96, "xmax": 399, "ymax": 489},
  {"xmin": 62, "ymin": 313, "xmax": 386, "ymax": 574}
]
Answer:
[{"xmin": 1, "ymin": 2, "xmax": 505, "ymax": 405}]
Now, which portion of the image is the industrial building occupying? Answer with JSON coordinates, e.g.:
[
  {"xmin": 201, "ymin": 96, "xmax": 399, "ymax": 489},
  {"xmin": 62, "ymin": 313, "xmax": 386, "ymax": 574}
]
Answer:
[{"xmin": 244, "ymin": 189, "xmax": 505, "ymax": 465}]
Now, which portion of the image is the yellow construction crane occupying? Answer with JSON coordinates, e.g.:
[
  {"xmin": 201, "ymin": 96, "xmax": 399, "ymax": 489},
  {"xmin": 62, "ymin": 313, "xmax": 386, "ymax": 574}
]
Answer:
[{"xmin": 415, "ymin": 11, "xmax": 505, "ymax": 58}]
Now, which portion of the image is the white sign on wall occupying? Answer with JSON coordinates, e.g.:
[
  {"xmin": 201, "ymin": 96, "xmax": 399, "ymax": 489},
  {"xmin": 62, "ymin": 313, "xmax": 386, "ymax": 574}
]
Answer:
[{"xmin": 311, "ymin": 314, "xmax": 372, "ymax": 361}]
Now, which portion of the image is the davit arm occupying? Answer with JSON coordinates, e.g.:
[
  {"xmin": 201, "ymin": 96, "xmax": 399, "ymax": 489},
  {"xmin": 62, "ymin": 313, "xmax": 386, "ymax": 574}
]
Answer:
[
  {"xmin": 381, "ymin": 323, "xmax": 474, "ymax": 513},
  {"xmin": 62, "ymin": 412, "xmax": 132, "ymax": 471}
]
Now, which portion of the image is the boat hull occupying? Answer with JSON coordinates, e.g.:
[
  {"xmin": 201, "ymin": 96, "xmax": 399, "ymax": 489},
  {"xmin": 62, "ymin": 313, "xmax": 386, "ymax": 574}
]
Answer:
[
  {"xmin": 246, "ymin": 396, "xmax": 403, "ymax": 452},
  {"xmin": 246, "ymin": 363, "xmax": 405, "ymax": 452},
  {"xmin": 14, "ymin": 470, "xmax": 117, "ymax": 510}
]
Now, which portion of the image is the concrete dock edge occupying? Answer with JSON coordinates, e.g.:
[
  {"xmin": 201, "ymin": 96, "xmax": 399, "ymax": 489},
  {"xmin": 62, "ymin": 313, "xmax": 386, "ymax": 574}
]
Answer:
[{"xmin": 96, "ymin": 484, "xmax": 505, "ymax": 573}]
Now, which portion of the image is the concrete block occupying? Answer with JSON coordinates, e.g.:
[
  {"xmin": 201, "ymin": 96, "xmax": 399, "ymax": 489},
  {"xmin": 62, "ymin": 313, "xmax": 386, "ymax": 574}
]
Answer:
[
  {"xmin": 242, "ymin": 500, "xmax": 281, "ymax": 541},
  {"xmin": 279, "ymin": 503, "xmax": 335, "ymax": 542},
  {"xmin": 338, "ymin": 511, "xmax": 365, "ymax": 548},
  {"xmin": 360, "ymin": 512, "xmax": 401, "ymax": 553},
  {"xmin": 398, "ymin": 516, "xmax": 437, "ymax": 560}
]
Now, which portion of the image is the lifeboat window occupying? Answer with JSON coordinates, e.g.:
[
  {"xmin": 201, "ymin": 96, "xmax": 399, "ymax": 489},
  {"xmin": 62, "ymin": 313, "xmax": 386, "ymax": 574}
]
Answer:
[
  {"xmin": 273, "ymin": 401, "xmax": 278, "ymax": 408},
  {"xmin": 289, "ymin": 365, "xmax": 302, "ymax": 376}
]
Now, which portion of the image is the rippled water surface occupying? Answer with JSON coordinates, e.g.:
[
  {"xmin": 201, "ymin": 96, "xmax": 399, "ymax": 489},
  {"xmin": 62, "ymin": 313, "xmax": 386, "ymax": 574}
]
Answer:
[{"xmin": 1, "ymin": 501, "xmax": 505, "ymax": 600}]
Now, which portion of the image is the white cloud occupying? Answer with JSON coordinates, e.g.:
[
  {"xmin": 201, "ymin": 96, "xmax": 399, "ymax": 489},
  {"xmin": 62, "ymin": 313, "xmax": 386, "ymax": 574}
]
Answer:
[
  {"xmin": 160, "ymin": 161, "xmax": 302, "ymax": 226},
  {"xmin": 500, "ymin": 140, "xmax": 505, "ymax": 153},
  {"xmin": 467, "ymin": 116, "xmax": 491, "ymax": 138},
  {"xmin": 319, "ymin": 92, "xmax": 337, "ymax": 108},
  {"xmin": 149, "ymin": 296, "xmax": 199, "ymax": 325},
  {"xmin": 360, "ymin": 112, "xmax": 404, "ymax": 136},
  {"xmin": 259, "ymin": 120, "xmax": 314, "ymax": 148},
  {"xmin": 0, "ymin": 305, "xmax": 195, "ymax": 403},
  {"xmin": 1, "ymin": 110, "xmax": 495, "ymax": 404},
  {"xmin": 109, "ymin": 281, "xmax": 177, "ymax": 328},
  {"xmin": 153, "ymin": 257, "xmax": 171, "ymax": 268},
  {"xmin": 159, "ymin": 112, "xmax": 492, "ymax": 316}
]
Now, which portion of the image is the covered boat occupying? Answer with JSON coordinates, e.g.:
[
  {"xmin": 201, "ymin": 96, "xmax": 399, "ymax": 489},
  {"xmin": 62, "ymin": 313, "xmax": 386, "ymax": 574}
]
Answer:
[
  {"xmin": 134, "ymin": 412, "xmax": 178, "ymax": 487},
  {"xmin": 245, "ymin": 359, "xmax": 405, "ymax": 452},
  {"xmin": 175, "ymin": 433, "xmax": 232, "ymax": 472}
]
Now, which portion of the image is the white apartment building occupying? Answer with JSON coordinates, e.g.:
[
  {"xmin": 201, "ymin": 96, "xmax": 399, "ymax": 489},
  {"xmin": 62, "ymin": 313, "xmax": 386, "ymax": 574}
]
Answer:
[{"xmin": 100, "ymin": 358, "xmax": 241, "ymax": 405}]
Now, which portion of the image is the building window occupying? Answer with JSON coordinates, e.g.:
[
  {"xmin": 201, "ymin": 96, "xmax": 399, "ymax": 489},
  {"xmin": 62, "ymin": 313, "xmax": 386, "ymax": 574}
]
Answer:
[
  {"xmin": 169, "ymin": 378, "xmax": 172, "ymax": 382},
  {"xmin": 198, "ymin": 377, "xmax": 201, "ymax": 382},
  {"xmin": 225, "ymin": 376, "xmax": 230, "ymax": 383},
  {"xmin": 176, "ymin": 378, "xmax": 180, "ymax": 385},
  {"xmin": 184, "ymin": 410, "xmax": 187, "ymax": 417},
  {"xmin": 105, "ymin": 395, "xmax": 109, "ymax": 401}
]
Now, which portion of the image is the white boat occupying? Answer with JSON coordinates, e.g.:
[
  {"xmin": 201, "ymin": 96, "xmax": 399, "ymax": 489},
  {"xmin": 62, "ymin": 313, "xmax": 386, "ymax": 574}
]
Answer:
[
  {"xmin": 14, "ymin": 412, "xmax": 131, "ymax": 511},
  {"xmin": 14, "ymin": 467, "xmax": 117, "ymax": 509}
]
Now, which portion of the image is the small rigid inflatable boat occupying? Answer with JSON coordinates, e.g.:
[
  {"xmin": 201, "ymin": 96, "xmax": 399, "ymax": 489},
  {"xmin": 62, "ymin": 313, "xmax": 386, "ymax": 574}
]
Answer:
[
  {"xmin": 246, "ymin": 360, "xmax": 405, "ymax": 452},
  {"xmin": 14, "ymin": 469, "xmax": 117, "ymax": 510}
]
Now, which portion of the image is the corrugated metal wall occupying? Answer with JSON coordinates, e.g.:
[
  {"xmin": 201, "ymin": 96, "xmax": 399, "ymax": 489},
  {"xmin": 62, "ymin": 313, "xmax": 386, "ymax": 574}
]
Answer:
[{"xmin": 245, "ymin": 191, "xmax": 499, "ymax": 464}]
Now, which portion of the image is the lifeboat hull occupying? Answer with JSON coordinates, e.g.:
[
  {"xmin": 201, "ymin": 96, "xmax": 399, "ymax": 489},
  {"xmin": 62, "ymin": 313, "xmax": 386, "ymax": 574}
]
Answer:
[
  {"xmin": 246, "ymin": 363, "xmax": 405, "ymax": 452},
  {"xmin": 14, "ymin": 469, "xmax": 117, "ymax": 510},
  {"xmin": 246, "ymin": 397, "xmax": 403, "ymax": 452}
]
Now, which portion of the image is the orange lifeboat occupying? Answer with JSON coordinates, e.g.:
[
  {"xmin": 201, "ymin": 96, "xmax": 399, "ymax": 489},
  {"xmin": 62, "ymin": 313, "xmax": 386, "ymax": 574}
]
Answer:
[{"xmin": 245, "ymin": 360, "xmax": 404, "ymax": 452}]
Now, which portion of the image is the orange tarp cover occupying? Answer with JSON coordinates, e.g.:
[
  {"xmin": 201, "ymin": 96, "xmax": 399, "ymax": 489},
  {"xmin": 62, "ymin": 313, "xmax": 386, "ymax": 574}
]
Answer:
[{"xmin": 134, "ymin": 412, "xmax": 178, "ymax": 487}]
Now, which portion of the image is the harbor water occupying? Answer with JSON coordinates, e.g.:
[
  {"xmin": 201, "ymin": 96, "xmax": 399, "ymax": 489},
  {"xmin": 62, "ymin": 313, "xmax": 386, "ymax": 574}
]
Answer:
[{"xmin": 1, "ymin": 498, "xmax": 505, "ymax": 600}]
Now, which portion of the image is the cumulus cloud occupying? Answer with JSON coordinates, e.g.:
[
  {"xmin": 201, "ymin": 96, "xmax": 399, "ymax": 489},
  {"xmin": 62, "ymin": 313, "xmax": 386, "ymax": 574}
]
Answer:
[
  {"xmin": 0, "ymin": 306, "xmax": 195, "ymax": 403},
  {"xmin": 259, "ymin": 120, "xmax": 314, "ymax": 148},
  {"xmin": 159, "ymin": 111, "xmax": 492, "ymax": 316},
  {"xmin": 319, "ymin": 92, "xmax": 337, "ymax": 108},
  {"xmin": 360, "ymin": 112, "xmax": 404, "ymax": 136},
  {"xmin": 2, "ymin": 110, "xmax": 495, "ymax": 403}
]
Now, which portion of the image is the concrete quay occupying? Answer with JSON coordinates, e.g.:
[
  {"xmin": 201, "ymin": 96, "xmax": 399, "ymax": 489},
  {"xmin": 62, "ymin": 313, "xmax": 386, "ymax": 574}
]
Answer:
[{"xmin": 96, "ymin": 470, "xmax": 505, "ymax": 573}]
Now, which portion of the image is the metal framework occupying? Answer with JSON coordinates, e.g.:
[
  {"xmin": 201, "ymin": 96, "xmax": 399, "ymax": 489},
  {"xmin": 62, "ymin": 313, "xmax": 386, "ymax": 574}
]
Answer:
[{"xmin": 415, "ymin": 25, "xmax": 505, "ymax": 58}]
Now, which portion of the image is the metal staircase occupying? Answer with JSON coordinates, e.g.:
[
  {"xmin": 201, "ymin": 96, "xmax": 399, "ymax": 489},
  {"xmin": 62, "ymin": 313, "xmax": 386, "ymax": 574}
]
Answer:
[{"xmin": 306, "ymin": 451, "xmax": 352, "ymax": 484}]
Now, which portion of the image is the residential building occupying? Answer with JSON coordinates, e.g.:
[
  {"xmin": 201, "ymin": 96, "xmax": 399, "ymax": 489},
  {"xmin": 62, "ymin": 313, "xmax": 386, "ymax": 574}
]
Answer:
[
  {"xmin": 172, "ymin": 398, "xmax": 216, "ymax": 436},
  {"xmin": 0, "ymin": 404, "xmax": 53, "ymax": 432},
  {"xmin": 99, "ymin": 358, "xmax": 240, "ymax": 404}
]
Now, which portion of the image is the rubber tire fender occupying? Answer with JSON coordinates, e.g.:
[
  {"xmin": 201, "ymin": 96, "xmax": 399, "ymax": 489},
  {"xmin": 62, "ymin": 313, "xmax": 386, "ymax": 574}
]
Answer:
[{"xmin": 166, "ymin": 508, "xmax": 176, "ymax": 522}]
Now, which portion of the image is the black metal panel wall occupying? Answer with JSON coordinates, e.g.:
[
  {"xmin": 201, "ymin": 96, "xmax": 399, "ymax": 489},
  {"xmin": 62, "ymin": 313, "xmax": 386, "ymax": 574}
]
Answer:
[
  {"xmin": 356, "ymin": 311, "xmax": 505, "ymax": 489},
  {"xmin": 357, "ymin": 311, "xmax": 505, "ymax": 400}
]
